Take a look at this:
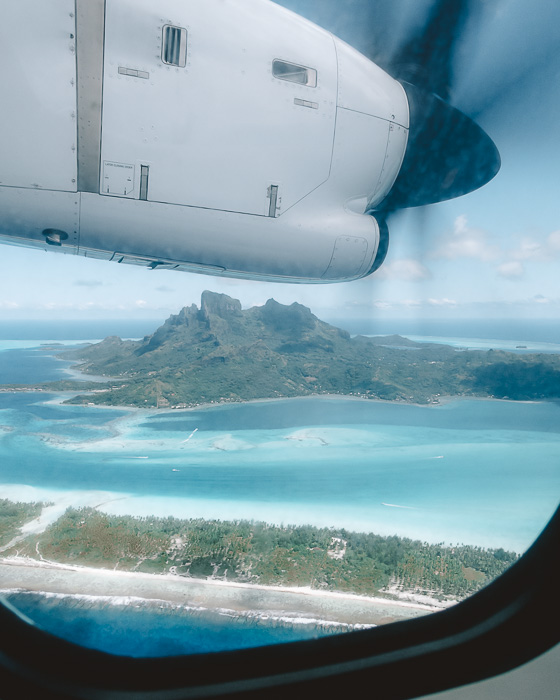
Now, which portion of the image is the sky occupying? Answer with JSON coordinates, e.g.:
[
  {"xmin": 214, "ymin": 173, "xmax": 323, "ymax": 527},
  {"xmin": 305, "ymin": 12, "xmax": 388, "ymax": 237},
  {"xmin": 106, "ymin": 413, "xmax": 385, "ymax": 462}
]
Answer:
[{"xmin": 0, "ymin": 0, "xmax": 559, "ymax": 325}]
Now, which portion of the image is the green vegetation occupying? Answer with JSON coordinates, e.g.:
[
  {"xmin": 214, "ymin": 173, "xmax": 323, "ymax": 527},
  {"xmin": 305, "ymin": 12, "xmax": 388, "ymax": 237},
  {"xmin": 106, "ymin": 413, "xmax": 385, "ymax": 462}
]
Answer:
[
  {"xmin": 0, "ymin": 499, "xmax": 43, "ymax": 547},
  {"xmin": 51, "ymin": 291, "xmax": 560, "ymax": 408},
  {"xmin": 12, "ymin": 507, "xmax": 518, "ymax": 600},
  {"xmin": 0, "ymin": 292, "xmax": 558, "ymax": 407}
]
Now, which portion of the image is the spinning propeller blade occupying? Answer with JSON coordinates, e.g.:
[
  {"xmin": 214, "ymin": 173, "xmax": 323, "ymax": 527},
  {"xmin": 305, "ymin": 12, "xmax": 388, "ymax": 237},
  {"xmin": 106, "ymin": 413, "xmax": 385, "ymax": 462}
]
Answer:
[{"xmin": 369, "ymin": 0, "xmax": 500, "ymax": 215}]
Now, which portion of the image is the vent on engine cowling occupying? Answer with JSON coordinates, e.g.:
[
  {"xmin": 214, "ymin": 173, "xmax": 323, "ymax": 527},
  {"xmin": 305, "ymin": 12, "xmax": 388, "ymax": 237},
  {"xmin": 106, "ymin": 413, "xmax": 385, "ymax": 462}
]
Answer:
[{"xmin": 162, "ymin": 25, "xmax": 187, "ymax": 67}]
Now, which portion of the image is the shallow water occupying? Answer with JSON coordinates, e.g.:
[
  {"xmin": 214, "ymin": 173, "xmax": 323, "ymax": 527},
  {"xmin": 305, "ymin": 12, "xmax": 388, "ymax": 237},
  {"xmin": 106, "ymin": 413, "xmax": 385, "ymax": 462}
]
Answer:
[{"xmin": 1, "ymin": 387, "xmax": 559, "ymax": 550}]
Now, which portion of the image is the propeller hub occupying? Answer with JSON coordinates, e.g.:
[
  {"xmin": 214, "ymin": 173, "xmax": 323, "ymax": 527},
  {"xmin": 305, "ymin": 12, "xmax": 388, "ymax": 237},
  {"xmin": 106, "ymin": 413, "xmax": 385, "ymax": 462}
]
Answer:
[{"xmin": 378, "ymin": 81, "xmax": 501, "ymax": 212}]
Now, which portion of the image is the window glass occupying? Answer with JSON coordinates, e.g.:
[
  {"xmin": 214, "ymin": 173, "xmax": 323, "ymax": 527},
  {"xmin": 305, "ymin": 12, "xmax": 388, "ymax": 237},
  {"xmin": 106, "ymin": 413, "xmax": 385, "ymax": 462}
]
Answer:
[{"xmin": 0, "ymin": 0, "xmax": 558, "ymax": 663}]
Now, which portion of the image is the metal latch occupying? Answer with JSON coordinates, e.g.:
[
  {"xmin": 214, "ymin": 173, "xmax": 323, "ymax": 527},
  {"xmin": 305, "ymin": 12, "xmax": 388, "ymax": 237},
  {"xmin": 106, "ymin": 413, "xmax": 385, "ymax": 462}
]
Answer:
[
  {"xmin": 42, "ymin": 229, "xmax": 69, "ymax": 246},
  {"xmin": 268, "ymin": 185, "xmax": 279, "ymax": 217}
]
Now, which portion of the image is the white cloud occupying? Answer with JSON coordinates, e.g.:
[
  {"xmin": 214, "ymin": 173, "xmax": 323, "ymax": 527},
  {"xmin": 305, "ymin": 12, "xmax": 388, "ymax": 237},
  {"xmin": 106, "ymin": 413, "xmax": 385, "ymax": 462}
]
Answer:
[
  {"xmin": 533, "ymin": 294, "xmax": 551, "ymax": 304},
  {"xmin": 427, "ymin": 298, "xmax": 457, "ymax": 306},
  {"xmin": 508, "ymin": 231, "xmax": 560, "ymax": 263},
  {"xmin": 0, "ymin": 301, "xmax": 19, "ymax": 309},
  {"xmin": 344, "ymin": 298, "xmax": 461, "ymax": 312},
  {"xmin": 135, "ymin": 300, "xmax": 148, "ymax": 308},
  {"xmin": 431, "ymin": 215, "xmax": 500, "ymax": 262},
  {"xmin": 497, "ymin": 261, "xmax": 524, "ymax": 278},
  {"xmin": 493, "ymin": 228, "xmax": 560, "ymax": 279},
  {"xmin": 375, "ymin": 258, "xmax": 431, "ymax": 282},
  {"xmin": 429, "ymin": 218, "xmax": 560, "ymax": 285},
  {"xmin": 511, "ymin": 238, "xmax": 542, "ymax": 260}
]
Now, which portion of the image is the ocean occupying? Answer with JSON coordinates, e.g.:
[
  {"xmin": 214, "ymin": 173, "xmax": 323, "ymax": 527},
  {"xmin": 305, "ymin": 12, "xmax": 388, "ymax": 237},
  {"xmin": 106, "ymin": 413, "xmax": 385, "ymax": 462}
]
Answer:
[
  {"xmin": 0, "ymin": 320, "xmax": 559, "ymax": 656},
  {"xmin": 326, "ymin": 317, "xmax": 560, "ymax": 345},
  {"xmin": 2, "ymin": 591, "xmax": 345, "ymax": 656}
]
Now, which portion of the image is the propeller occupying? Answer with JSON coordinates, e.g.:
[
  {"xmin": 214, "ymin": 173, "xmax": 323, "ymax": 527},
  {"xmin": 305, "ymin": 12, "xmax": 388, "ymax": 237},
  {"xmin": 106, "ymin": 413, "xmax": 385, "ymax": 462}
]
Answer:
[
  {"xmin": 387, "ymin": 0, "xmax": 472, "ymax": 102},
  {"xmin": 359, "ymin": 0, "xmax": 501, "ymax": 275},
  {"xmin": 365, "ymin": 0, "xmax": 500, "ymax": 216}
]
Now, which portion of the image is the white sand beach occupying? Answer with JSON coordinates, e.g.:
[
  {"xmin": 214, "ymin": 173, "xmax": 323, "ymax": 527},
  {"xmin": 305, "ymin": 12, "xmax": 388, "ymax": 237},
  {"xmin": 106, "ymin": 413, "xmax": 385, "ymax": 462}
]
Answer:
[{"xmin": 0, "ymin": 557, "xmax": 447, "ymax": 627}]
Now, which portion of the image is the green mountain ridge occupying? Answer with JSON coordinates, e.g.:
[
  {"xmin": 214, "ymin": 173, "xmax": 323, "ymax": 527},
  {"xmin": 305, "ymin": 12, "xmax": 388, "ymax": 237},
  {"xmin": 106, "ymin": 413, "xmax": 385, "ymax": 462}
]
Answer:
[{"xmin": 60, "ymin": 291, "xmax": 560, "ymax": 408}]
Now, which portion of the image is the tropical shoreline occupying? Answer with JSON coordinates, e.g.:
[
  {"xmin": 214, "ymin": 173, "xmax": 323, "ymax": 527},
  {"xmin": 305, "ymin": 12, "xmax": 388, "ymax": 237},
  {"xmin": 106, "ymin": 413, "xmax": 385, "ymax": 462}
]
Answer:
[{"xmin": 0, "ymin": 557, "xmax": 445, "ymax": 628}]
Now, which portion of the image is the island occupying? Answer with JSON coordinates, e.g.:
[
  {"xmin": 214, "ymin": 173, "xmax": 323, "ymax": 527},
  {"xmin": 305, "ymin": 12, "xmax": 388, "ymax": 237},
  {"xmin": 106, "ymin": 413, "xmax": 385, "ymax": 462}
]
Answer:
[{"xmin": 38, "ymin": 290, "xmax": 560, "ymax": 408}]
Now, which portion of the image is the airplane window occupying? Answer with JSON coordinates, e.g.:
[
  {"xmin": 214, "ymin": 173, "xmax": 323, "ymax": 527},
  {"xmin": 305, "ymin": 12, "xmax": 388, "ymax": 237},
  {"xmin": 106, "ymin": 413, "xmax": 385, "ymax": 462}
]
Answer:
[
  {"xmin": 0, "ymin": 1, "xmax": 558, "ymax": 696},
  {"xmin": 272, "ymin": 59, "xmax": 317, "ymax": 87}
]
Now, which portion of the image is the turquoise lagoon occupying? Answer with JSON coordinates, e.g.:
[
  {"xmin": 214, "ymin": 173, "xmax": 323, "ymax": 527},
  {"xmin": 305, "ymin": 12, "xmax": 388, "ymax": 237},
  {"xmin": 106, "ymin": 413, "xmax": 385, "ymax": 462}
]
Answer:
[{"xmin": 0, "ymin": 343, "xmax": 558, "ymax": 551}]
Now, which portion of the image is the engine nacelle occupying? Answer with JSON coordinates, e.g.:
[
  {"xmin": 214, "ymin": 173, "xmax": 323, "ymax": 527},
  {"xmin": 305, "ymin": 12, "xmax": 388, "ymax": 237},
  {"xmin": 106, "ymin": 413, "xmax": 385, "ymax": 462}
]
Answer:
[{"xmin": 0, "ymin": 0, "xmax": 406, "ymax": 282}]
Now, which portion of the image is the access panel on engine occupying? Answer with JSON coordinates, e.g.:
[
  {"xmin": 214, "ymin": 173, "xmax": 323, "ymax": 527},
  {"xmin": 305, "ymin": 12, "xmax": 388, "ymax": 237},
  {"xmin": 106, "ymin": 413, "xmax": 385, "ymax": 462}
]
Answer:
[{"xmin": 100, "ymin": 0, "xmax": 338, "ymax": 215}]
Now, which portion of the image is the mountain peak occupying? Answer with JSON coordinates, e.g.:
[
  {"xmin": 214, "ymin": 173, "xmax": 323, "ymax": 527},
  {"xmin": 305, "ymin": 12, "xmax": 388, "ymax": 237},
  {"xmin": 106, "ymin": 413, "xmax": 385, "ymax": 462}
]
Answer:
[
  {"xmin": 200, "ymin": 291, "xmax": 242, "ymax": 318},
  {"xmin": 257, "ymin": 298, "xmax": 316, "ymax": 333}
]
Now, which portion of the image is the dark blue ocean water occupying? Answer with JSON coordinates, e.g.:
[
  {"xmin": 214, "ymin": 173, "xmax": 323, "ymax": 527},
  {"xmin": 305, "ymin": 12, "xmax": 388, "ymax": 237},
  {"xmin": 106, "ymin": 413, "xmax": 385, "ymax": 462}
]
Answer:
[
  {"xmin": 1, "ymin": 318, "xmax": 558, "ymax": 344},
  {"xmin": 326, "ymin": 318, "xmax": 560, "ymax": 345},
  {"xmin": 0, "ymin": 347, "xmax": 76, "ymax": 384},
  {"xmin": 2, "ymin": 592, "xmax": 338, "ymax": 657},
  {"xmin": 0, "ymin": 320, "xmax": 162, "ymax": 341}
]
